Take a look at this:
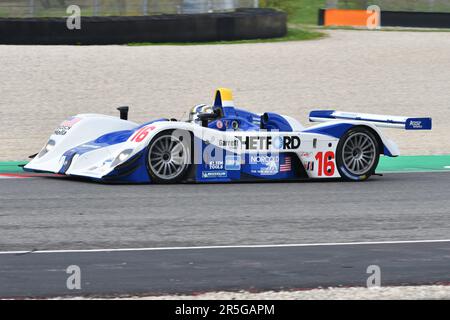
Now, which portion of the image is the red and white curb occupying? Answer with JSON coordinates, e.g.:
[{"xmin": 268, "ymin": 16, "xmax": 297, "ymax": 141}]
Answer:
[
  {"xmin": 0, "ymin": 173, "xmax": 30, "ymax": 179},
  {"xmin": 0, "ymin": 173, "xmax": 61, "ymax": 179}
]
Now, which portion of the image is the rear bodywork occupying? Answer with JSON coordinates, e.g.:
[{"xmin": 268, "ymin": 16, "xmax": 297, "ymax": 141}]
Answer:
[{"xmin": 24, "ymin": 89, "xmax": 432, "ymax": 183}]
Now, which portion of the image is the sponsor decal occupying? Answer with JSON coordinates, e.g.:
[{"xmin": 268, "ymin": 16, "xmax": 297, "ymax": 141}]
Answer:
[
  {"xmin": 304, "ymin": 161, "xmax": 314, "ymax": 171},
  {"xmin": 248, "ymin": 154, "xmax": 292, "ymax": 175},
  {"xmin": 208, "ymin": 161, "xmax": 224, "ymax": 170},
  {"xmin": 218, "ymin": 135, "xmax": 301, "ymax": 151},
  {"xmin": 261, "ymin": 162, "xmax": 278, "ymax": 175},
  {"xmin": 408, "ymin": 120, "xmax": 423, "ymax": 129},
  {"xmin": 299, "ymin": 152, "xmax": 313, "ymax": 158},
  {"xmin": 225, "ymin": 155, "xmax": 241, "ymax": 170},
  {"xmin": 54, "ymin": 117, "xmax": 81, "ymax": 135},
  {"xmin": 405, "ymin": 118, "xmax": 431, "ymax": 130},
  {"xmin": 250, "ymin": 154, "xmax": 279, "ymax": 176},
  {"xmin": 201, "ymin": 171, "xmax": 227, "ymax": 179},
  {"xmin": 250, "ymin": 155, "xmax": 279, "ymax": 164},
  {"xmin": 218, "ymin": 139, "xmax": 240, "ymax": 149},
  {"xmin": 252, "ymin": 116, "xmax": 261, "ymax": 126},
  {"xmin": 216, "ymin": 120, "xmax": 223, "ymax": 129}
]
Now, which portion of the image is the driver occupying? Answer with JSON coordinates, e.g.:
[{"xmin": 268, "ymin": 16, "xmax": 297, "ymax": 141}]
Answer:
[{"xmin": 188, "ymin": 104, "xmax": 213, "ymax": 124}]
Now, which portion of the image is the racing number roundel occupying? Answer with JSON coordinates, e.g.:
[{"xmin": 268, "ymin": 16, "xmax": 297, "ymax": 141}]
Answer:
[{"xmin": 131, "ymin": 126, "xmax": 156, "ymax": 143}]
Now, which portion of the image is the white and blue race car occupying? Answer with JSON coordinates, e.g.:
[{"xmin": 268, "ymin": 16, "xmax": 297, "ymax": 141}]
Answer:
[{"xmin": 25, "ymin": 88, "xmax": 432, "ymax": 183}]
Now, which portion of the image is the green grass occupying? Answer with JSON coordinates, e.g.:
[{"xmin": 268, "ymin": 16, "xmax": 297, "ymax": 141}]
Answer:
[
  {"xmin": 127, "ymin": 1, "xmax": 328, "ymax": 46},
  {"xmin": 126, "ymin": 0, "xmax": 330, "ymax": 45},
  {"xmin": 128, "ymin": 27, "xmax": 325, "ymax": 46},
  {"xmin": 261, "ymin": 0, "xmax": 326, "ymax": 25},
  {"xmin": 261, "ymin": 0, "xmax": 450, "ymax": 26},
  {"xmin": 0, "ymin": 161, "xmax": 28, "ymax": 173},
  {"xmin": 378, "ymin": 155, "xmax": 450, "ymax": 173}
]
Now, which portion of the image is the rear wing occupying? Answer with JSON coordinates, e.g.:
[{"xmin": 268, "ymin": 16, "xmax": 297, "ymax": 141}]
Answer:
[{"xmin": 309, "ymin": 110, "xmax": 432, "ymax": 130}]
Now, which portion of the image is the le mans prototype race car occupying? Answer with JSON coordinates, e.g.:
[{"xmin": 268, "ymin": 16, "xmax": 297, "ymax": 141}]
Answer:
[{"xmin": 25, "ymin": 88, "xmax": 432, "ymax": 184}]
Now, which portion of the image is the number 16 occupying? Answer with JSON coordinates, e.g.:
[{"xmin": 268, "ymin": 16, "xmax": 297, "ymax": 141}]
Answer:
[{"xmin": 315, "ymin": 151, "xmax": 335, "ymax": 176}]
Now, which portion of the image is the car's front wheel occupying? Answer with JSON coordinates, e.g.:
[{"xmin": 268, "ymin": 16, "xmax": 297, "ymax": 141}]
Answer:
[
  {"xmin": 146, "ymin": 130, "xmax": 191, "ymax": 184},
  {"xmin": 336, "ymin": 127, "xmax": 380, "ymax": 181}
]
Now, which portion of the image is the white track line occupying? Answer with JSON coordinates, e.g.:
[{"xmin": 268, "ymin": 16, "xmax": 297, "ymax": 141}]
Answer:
[{"xmin": 0, "ymin": 239, "xmax": 449, "ymax": 255}]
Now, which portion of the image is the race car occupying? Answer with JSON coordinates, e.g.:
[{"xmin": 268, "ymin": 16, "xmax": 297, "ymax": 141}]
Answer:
[{"xmin": 24, "ymin": 88, "xmax": 432, "ymax": 183}]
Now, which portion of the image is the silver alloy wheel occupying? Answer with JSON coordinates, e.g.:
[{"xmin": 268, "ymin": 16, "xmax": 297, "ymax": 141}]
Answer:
[
  {"xmin": 342, "ymin": 132, "xmax": 376, "ymax": 175},
  {"xmin": 148, "ymin": 134, "xmax": 188, "ymax": 180}
]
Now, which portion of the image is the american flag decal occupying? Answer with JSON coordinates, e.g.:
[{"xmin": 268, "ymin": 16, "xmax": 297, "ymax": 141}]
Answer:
[{"xmin": 280, "ymin": 156, "xmax": 292, "ymax": 172}]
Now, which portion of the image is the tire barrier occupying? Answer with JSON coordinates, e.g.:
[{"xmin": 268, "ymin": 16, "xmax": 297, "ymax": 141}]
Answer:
[
  {"xmin": 381, "ymin": 11, "xmax": 450, "ymax": 28},
  {"xmin": 0, "ymin": 8, "xmax": 287, "ymax": 45}
]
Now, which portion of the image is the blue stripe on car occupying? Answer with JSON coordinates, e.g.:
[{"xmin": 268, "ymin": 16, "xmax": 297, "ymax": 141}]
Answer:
[
  {"xmin": 309, "ymin": 110, "xmax": 406, "ymax": 125},
  {"xmin": 303, "ymin": 123, "xmax": 354, "ymax": 139}
]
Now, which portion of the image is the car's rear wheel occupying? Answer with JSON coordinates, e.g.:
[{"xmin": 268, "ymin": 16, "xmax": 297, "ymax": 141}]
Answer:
[
  {"xmin": 146, "ymin": 130, "xmax": 191, "ymax": 184},
  {"xmin": 336, "ymin": 127, "xmax": 380, "ymax": 181}
]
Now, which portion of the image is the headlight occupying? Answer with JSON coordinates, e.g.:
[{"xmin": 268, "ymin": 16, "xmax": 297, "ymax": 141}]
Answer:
[
  {"xmin": 111, "ymin": 149, "xmax": 133, "ymax": 167},
  {"xmin": 118, "ymin": 151, "xmax": 130, "ymax": 162},
  {"xmin": 45, "ymin": 140, "xmax": 56, "ymax": 152},
  {"xmin": 38, "ymin": 139, "xmax": 56, "ymax": 158}
]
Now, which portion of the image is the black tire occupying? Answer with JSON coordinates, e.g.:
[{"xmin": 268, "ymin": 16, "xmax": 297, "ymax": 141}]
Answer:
[
  {"xmin": 145, "ymin": 130, "xmax": 191, "ymax": 184},
  {"xmin": 336, "ymin": 126, "xmax": 380, "ymax": 181}
]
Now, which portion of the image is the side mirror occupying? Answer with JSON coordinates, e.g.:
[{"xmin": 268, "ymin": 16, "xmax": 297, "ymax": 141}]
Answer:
[
  {"xmin": 117, "ymin": 106, "xmax": 129, "ymax": 120},
  {"xmin": 197, "ymin": 109, "xmax": 220, "ymax": 127}
]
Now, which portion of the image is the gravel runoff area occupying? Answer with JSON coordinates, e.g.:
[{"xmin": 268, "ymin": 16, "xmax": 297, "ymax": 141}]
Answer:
[
  {"xmin": 143, "ymin": 286, "xmax": 450, "ymax": 300},
  {"xmin": 64, "ymin": 286, "xmax": 450, "ymax": 300},
  {"xmin": 0, "ymin": 29, "xmax": 449, "ymax": 160},
  {"xmin": 138, "ymin": 286, "xmax": 450, "ymax": 300},
  {"xmin": 142, "ymin": 286, "xmax": 450, "ymax": 300}
]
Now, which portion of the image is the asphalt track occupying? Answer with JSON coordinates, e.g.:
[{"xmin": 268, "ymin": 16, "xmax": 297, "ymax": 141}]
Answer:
[
  {"xmin": 0, "ymin": 241, "xmax": 449, "ymax": 298},
  {"xmin": 0, "ymin": 172, "xmax": 449, "ymax": 297}
]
